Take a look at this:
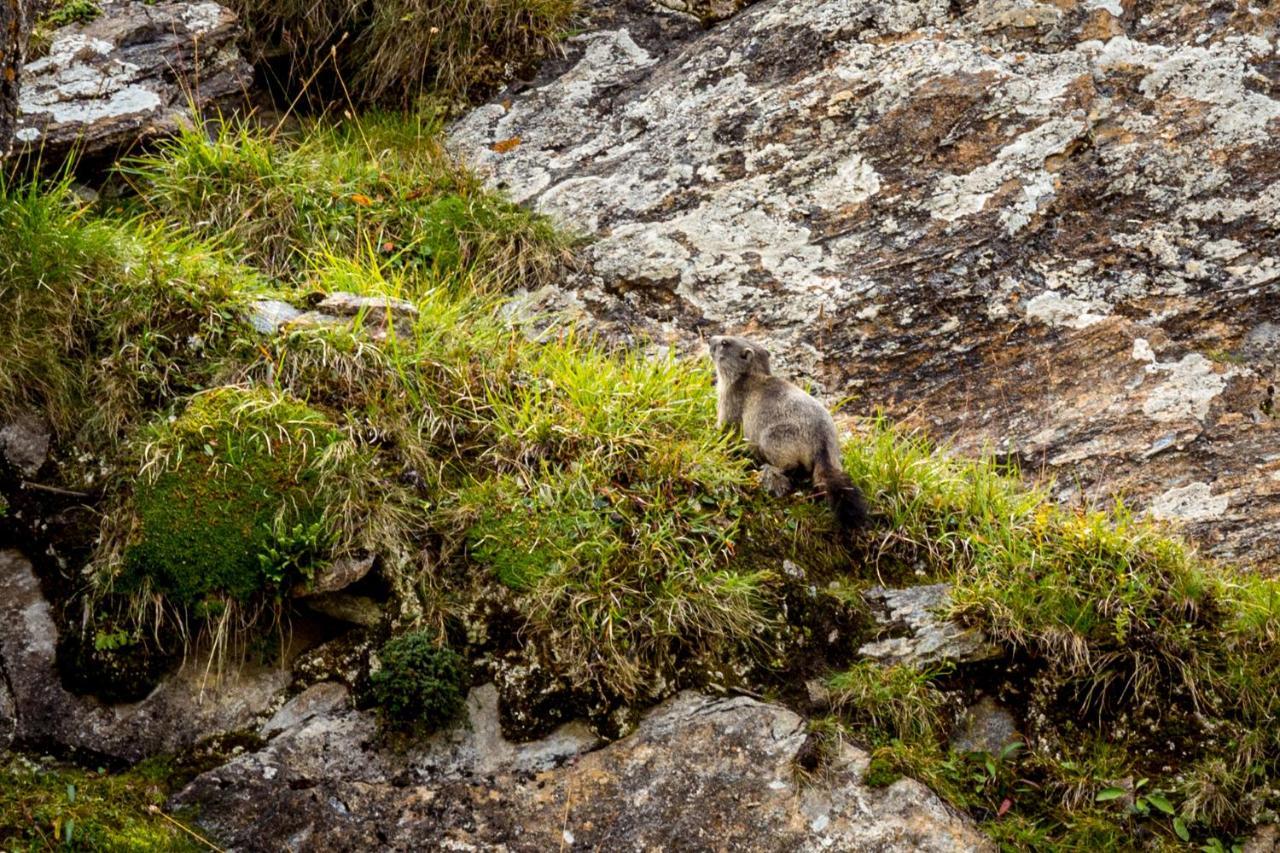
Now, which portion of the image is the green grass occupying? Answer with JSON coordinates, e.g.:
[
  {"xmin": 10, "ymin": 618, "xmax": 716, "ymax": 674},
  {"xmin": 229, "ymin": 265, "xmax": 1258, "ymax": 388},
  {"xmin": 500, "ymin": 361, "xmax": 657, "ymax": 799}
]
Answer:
[
  {"xmin": 122, "ymin": 114, "xmax": 568, "ymax": 285},
  {"xmin": 4, "ymin": 112, "xmax": 1278, "ymax": 850},
  {"xmin": 0, "ymin": 755, "xmax": 206, "ymax": 851},
  {"xmin": 0, "ymin": 175, "xmax": 251, "ymax": 450}
]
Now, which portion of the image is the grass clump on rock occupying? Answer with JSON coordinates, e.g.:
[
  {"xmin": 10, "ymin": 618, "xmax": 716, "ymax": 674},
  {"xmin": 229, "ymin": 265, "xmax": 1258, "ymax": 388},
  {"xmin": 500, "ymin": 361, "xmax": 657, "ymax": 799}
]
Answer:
[
  {"xmin": 226, "ymin": 0, "xmax": 576, "ymax": 105},
  {"xmin": 124, "ymin": 114, "xmax": 568, "ymax": 286},
  {"xmin": 0, "ymin": 175, "xmax": 248, "ymax": 449},
  {"xmin": 371, "ymin": 631, "xmax": 469, "ymax": 731},
  {"xmin": 116, "ymin": 387, "xmax": 341, "ymax": 605}
]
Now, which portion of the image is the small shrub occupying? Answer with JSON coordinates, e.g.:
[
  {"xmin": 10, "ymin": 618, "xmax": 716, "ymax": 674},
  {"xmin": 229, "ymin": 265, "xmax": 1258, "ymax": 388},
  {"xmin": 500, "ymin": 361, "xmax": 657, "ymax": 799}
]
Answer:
[{"xmin": 370, "ymin": 631, "xmax": 469, "ymax": 730}]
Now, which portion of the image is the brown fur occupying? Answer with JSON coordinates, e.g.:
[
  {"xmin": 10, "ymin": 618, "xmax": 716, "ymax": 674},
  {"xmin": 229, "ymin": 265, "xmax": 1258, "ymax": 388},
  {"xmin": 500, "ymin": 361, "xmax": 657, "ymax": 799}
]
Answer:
[{"xmin": 709, "ymin": 335, "xmax": 868, "ymax": 530}]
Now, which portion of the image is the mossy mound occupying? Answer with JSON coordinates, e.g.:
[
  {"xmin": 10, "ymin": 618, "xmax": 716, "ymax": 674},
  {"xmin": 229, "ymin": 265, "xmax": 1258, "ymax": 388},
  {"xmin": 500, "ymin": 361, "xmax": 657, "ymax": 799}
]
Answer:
[
  {"xmin": 117, "ymin": 388, "xmax": 340, "ymax": 605},
  {"xmin": 371, "ymin": 631, "xmax": 469, "ymax": 731}
]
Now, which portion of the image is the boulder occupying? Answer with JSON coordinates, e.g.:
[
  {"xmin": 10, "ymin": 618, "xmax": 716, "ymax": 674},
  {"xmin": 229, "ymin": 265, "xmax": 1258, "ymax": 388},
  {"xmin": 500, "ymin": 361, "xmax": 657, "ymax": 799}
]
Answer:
[
  {"xmin": 13, "ymin": 1, "xmax": 251, "ymax": 157},
  {"xmin": 0, "ymin": 549, "xmax": 290, "ymax": 762},
  {"xmin": 174, "ymin": 685, "xmax": 990, "ymax": 851},
  {"xmin": 450, "ymin": 0, "xmax": 1280, "ymax": 568},
  {"xmin": 859, "ymin": 584, "xmax": 1001, "ymax": 667}
]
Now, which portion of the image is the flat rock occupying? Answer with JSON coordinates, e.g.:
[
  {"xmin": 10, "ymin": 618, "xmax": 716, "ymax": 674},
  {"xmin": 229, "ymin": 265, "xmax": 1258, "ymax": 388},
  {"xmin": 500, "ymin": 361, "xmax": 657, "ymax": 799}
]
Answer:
[
  {"xmin": 0, "ymin": 549, "xmax": 289, "ymax": 762},
  {"xmin": 859, "ymin": 584, "xmax": 1002, "ymax": 667},
  {"xmin": 247, "ymin": 299, "xmax": 304, "ymax": 334},
  {"xmin": 451, "ymin": 0, "xmax": 1280, "ymax": 568},
  {"xmin": 14, "ymin": 1, "xmax": 251, "ymax": 156},
  {"xmin": 316, "ymin": 292, "xmax": 419, "ymax": 319},
  {"xmin": 295, "ymin": 554, "xmax": 375, "ymax": 597},
  {"xmin": 174, "ymin": 687, "xmax": 989, "ymax": 851}
]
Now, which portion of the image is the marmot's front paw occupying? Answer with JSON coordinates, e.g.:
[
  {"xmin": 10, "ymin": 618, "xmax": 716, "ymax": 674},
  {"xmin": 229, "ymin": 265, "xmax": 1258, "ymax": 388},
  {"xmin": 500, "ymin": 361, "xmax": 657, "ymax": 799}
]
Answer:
[{"xmin": 760, "ymin": 465, "xmax": 794, "ymax": 498}]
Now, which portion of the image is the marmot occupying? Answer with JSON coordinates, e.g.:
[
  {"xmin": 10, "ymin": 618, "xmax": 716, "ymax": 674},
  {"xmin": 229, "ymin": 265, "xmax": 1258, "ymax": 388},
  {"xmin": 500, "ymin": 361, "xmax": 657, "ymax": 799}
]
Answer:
[{"xmin": 709, "ymin": 335, "xmax": 868, "ymax": 530}]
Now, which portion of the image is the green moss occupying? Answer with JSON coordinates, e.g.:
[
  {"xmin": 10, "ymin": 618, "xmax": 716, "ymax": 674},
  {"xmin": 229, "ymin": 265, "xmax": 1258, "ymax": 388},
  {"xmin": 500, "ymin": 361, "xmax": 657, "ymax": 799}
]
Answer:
[
  {"xmin": 0, "ymin": 755, "xmax": 205, "ymax": 851},
  {"xmin": 371, "ymin": 631, "xmax": 469, "ymax": 730},
  {"xmin": 862, "ymin": 753, "xmax": 903, "ymax": 789},
  {"xmin": 119, "ymin": 388, "xmax": 340, "ymax": 605}
]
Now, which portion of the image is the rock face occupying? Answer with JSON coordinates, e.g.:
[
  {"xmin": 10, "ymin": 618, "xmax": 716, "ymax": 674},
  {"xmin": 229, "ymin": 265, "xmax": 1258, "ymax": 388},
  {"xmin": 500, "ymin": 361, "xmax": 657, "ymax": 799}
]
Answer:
[
  {"xmin": 0, "ymin": 0, "xmax": 30, "ymax": 156},
  {"xmin": 13, "ymin": 1, "xmax": 251, "ymax": 157},
  {"xmin": 0, "ymin": 549, "xmax": 290, "ymax": 762},
  {"xmin": 451, "ymin": 0, "xmax": 1280, "ymax": 569},
  {"xmin": 175, "ymin": 685, "xmax": 990, "ymax": 852}
]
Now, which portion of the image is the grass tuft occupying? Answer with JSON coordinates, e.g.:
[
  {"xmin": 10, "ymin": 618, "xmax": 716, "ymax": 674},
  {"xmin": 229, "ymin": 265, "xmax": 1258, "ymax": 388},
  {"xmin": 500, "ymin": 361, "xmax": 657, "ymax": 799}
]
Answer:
[{"xmin": 227, "ymin": 0, "xmax": 577, "ymax": 105}]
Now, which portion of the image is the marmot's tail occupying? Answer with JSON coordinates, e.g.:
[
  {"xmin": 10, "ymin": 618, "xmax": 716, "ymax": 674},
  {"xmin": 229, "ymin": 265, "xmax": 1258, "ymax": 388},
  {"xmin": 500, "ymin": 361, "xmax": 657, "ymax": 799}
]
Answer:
[{"xmin": 814, "ymin": 445, "xmax": 869, "ymax": 531}]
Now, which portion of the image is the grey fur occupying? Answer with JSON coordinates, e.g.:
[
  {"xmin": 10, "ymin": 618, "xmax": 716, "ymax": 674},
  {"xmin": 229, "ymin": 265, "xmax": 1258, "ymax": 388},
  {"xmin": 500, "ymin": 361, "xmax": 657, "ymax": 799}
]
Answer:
[{"xmin": 709, "ymin": 335, "xmax": 868, "ymax": 529}]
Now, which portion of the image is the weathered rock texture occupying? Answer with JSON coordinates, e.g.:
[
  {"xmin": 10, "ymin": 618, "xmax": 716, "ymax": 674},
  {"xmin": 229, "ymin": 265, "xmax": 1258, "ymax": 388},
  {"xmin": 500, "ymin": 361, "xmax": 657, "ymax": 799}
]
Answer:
[
  {"xmin": 175, "ymin": 685, "xmax": 990, "ymax": 852},
  {"xmin": 0, "ymin": 549, "xmax": 289, "ymax": 762},
  {"xmin": 13, "ymin": 1, "xmax": 251, "ymax": 156},
  {"xmin": 859, "ymin": 583, "xmax": 1001, "ymax": 666},
  {"xmin": 451, "ymin": 0, "xmax": 1280, "ymax": 569},
  {"xmin": 0, "ymin": 0, "xmax": 30, "ymax": 155}
]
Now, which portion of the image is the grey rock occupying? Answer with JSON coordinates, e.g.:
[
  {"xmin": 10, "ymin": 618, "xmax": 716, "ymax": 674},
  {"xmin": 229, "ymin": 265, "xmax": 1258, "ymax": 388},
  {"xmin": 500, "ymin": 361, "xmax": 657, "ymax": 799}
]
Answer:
[
  {"xmin": 0, "ymin": 413, "xmax": 50, "ymax": 477},
  {"xmin": 302, "ymin": 592, "xmax": 382, "ymax": 627},
  {"xmin": 0, "ymin": 664, "xmax": 15, "ymax": 754},
  {"xmin": 0, "ymin": 549, "xmax": 289, "ymax": 762},
  {"xmin": 296, "ymin": 554, "xmax": 375, "ymax": 597},
  {"xmin": 13, "ymin": 1, "xmax": 251, "ymax": 156},
  {"xmin": 247, "ymin": 299, "xmax": 303, "ymax": 334},
  {"xmin": 316, "ymin": 292, "xmax": 419, "ymax": 320},
  {"xmin": 859, "ymin": 584, "xmax": 1002, "ymax": 667},
  {"xmin": 259, "ymin": 682, "xmax": 351, "ymax": 740},
  {"xmin": 450, "ymin": 0, "xmax": 1280, "ymax": 568},
  {"xmin": 175, "ymin": 688, "xmax": 989, "ymax": 851},
  {"xmin": 281, "ymin": 293, "xmax": 417, "ymax": 342},
  {"xmin": 950, "ymin": 696, "xmax": 1020, "ymax": 755}
]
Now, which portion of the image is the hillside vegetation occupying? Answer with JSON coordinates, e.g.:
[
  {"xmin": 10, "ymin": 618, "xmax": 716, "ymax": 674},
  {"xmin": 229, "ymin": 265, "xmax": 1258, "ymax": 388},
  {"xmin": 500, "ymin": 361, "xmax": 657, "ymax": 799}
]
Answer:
[{"xmin": 1, "ymin": 106, "xmax": 1276, "ymax": 853}]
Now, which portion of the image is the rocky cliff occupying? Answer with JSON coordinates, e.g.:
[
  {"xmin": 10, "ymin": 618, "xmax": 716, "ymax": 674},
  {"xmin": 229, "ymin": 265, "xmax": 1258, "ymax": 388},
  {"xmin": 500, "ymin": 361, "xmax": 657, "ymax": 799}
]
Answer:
[{"xmin": 452, "ymin": 0, "xmax": 1280, "ymax": 570}]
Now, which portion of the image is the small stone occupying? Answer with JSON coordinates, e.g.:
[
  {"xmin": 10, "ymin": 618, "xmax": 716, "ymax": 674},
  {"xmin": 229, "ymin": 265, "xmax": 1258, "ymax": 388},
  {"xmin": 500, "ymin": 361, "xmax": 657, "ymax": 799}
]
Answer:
[
  {"xmin": 858, "ymin": 584, "xmax": 1002, "ymax": 667},
  {"xmin": 0, "ymin": 414, "xmax": 51, "ymax": 477},
  {"xmin": 295, "ymin": 555, "xmax": 376, "ymax": 597},
  {"xmin": 950, "ymin": 696, "xmax": 1020, "ymax": 755},
  {"xmin": 248, "ymin": 300, "xmax": 303, "ymax": 334},
  {"xmin": 316, "ymin": 292, "xmax": 419, "ymax": 319}
]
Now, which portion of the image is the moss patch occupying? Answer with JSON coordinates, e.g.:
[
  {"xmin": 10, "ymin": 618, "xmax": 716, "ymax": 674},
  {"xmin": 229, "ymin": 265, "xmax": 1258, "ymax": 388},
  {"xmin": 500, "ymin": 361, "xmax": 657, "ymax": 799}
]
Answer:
[
  {"xmin": 0, "ymin": 755, "xmax": 206, "ymax": 851},
  {"xmin": 117, "ymin": 388, "xmax": 340, "ymax": 605}
]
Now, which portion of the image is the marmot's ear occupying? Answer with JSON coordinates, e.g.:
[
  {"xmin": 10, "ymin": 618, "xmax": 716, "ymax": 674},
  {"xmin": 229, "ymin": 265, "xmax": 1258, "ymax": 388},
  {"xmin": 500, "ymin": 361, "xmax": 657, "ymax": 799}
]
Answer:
[{"xmin": 741, "ymin": 349, "xmax": 752, "ymax": 360}]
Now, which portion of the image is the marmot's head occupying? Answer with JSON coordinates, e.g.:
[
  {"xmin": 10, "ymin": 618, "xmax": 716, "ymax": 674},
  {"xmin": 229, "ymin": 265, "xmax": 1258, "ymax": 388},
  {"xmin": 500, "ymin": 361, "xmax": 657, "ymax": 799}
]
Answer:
[{"xmin": 708, "ymin": 335, "xmax": 772, "ymax": 380}]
